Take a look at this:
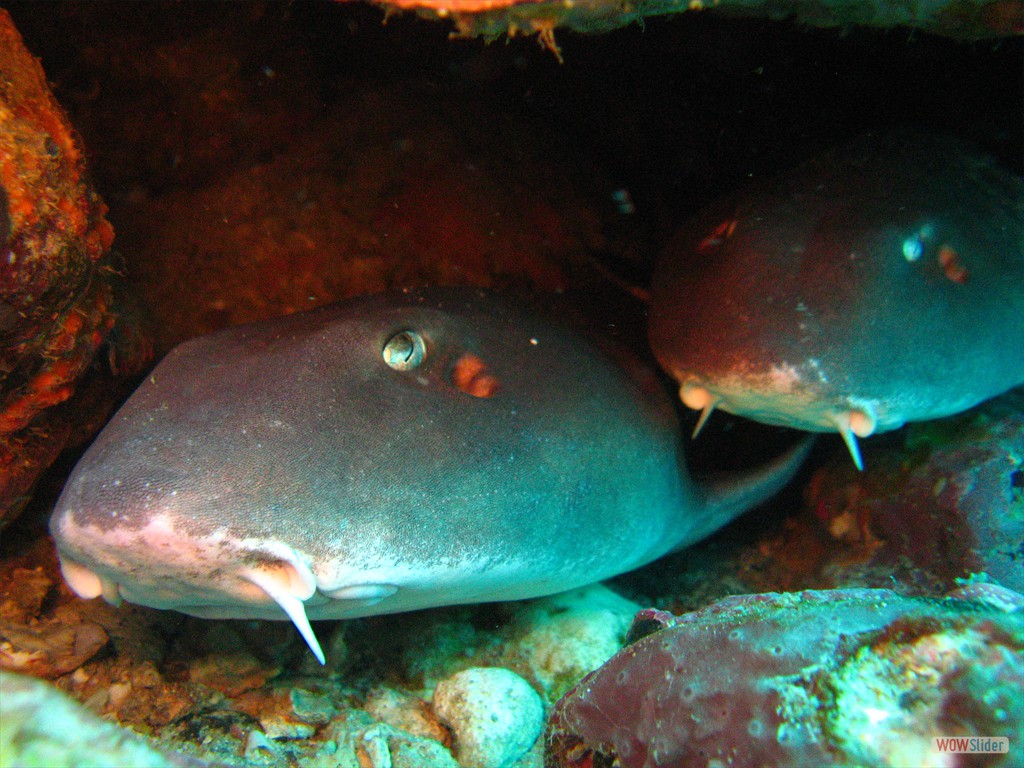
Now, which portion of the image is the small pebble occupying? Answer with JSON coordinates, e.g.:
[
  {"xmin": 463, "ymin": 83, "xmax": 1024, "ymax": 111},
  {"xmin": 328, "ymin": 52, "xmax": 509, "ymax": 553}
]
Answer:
[
  {"xmin": 244, "ymin": 729, "xmax": 277, "ymax": 758},
  {"xmin": 360, "ymin": 725, "xmax": 392, "ymax": 768},
  {"xmin": 290, "ymin": 687, "xmax": 335, "ymax": 724},
  {"xmin": 364, "ymin": 686, "xmax": 448, "ymax": 743},
  {"xmin": 432, "ymin": 667, "xmax": 543, "ymax": 768}
]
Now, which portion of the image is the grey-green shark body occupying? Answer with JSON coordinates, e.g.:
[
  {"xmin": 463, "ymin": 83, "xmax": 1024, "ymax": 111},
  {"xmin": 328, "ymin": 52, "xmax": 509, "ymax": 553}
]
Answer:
[
  {"xmin": 649, "ymin": 132, "xmax": 1024, "ymax": 469},
  {"xmin": 51, "ymin": 288, "xmax": 807, "ymax": 663}
]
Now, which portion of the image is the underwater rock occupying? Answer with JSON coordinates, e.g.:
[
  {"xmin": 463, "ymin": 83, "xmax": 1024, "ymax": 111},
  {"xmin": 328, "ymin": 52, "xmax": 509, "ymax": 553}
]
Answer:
[
  {"xmin": 163, "ymin": 707, "xmax": 263, "ymax": 763},
  {"xmin": 947, "ymin": 580, "xmax": 1024, "ymax": 612},
  {"xmin": 433, "ymin": 666, "xmax": 545, "ymax": 768},
  {"xmin": 186, "ymin": 650, "xmax": 280, "ymax": 699},
  {"xmin": 500, "ymin": 584, "xmax": 642, "ymax": 701},
  {"xmin": 386, "ymin": 735, "xmax": 462, "ymax": 768},
  {"xmin": 0, "ymin": 619, "xmax": 108, "ymax": 679},
  {"xmin": 111, "ymin": 87, "xmax": 590, "ymax": 357},
  {"xmin": 382, "ymin": 587, "xmax": 639, "ymax": 715},
  {"xmin": 365, "ymin": 686, "xmax": 450, "ymax": 745},
  {"xmin": 289, "ymin": 686, "xmax": 337, "ymax": 726},
  {"xmin": 0, "ymin": 670, "xmax": 208, "ymax": 768},
  {"xmin": 350, "ymin": 722, "xmax": 461, "ymax": 768},
  {"xmin": 0, "ymin": 552, "xmax": 112, "ymax": 678},
  {"xmin": 35, "ymin": 6, "xmax": 323, "ymax": 195},
  {"xmin": 232, "ymin": 683, "xmax": 336, "ymax": 742},
  {"xmin": 0, "ymin": 10, "xmax": 150, "ymax": 527},
  {"xmin": 808, "ymin": 388, "xmax": 1024, "ymax": 593},
  {"xmin": 546, "ymin": 588, "xmax": 1024, "ymax": 768},
  {"xmin": 360, "ymin": 0, "xmax": 1024, "ymax": 42}
]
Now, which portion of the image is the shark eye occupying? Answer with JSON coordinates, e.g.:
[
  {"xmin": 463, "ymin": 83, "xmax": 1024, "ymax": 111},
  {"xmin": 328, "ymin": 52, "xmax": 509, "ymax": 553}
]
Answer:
[
  {"xmin": 901, "ymin": 236, "xmax": 924, "ymax": 262},
  {"xmin": 901, "ymin": 222, "xmax": 937, "ymax": 263},
  {"xmin": 383, "ymin": 330, "xmax": 426, "ymax": 371}
]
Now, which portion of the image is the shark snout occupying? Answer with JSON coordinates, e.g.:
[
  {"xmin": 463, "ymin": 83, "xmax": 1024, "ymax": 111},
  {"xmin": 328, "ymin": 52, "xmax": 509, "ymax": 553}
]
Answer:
[{"xmin": 51, "ymin": 502, "xmax": 335, "ymax": 663}]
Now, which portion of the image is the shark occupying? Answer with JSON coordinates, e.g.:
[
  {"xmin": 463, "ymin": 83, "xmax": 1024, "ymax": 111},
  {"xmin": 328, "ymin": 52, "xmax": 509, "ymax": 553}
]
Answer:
[
  {"xmin": 649, "ymin": 132, "xmax": 1024, "ymax": 469},
  {"xmin": 50, "ymin": 287, "xmax": 809, "ymax": 664}
]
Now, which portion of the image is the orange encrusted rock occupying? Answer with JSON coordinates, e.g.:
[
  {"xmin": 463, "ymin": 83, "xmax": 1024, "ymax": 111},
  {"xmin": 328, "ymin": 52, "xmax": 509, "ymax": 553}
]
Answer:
[{"xmin": 0, "ymin": 10, "xmax": 148, "ymax": 527}]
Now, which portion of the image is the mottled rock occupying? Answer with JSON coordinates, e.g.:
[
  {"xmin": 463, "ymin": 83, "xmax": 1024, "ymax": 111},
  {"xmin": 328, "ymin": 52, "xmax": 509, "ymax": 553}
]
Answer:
[
  {"xmin": 111, "ymin": 89, "xmax": 589, "ymax": 358},
  {"xmin": 502, "ymin": 584, "xmax": 641, "ymax": 701},
  {"xmin": 0, "ymin": 565, "xmax": 52, "ymax": 621},
  {"xmin": 809, "ymin": 389, "xmax": 1024, "ymax": 593},
  {"xmin": 163, "ymin": 707, "xmax": 263, "ymax": 764},
  {"xmin": 547, "ymin": 588, "xmax": 1024, "ymax": 768},
  {"xmin": 433, "ymin": 667, "xmax": 544, "ymax": 768},
  {"xmin": 353, "ymin": 722, "xmax": 461, "ymax": 768},
  {"xmin": 0, "ymin": 10, "xmax": 150, "ymax": 526},
  {"xmin": 0, "ymin": 554, "xmax": 111, "ymax": 677},
  {"xmin": 289, "ymin": 686, "xmax": 336, "ymax": 725},
  {"xmin": 365, "ymin": 685, "xmax": 449, "ymax": 744},
  {"xmin": 188, "ymin": 651, "xmax": 279, "ymax": 698},
  {"xmin": 0, "ymin": 619, "xmax": 108, "ymax": 678},
  {"xmin": 103, "ymin": 661, "xmax": 199, "ymax": 728},
  {"xmin": 388, "ymin": 732, "xmax": 461, "ymax": 768},
  {"xmin": 368, "ymin": 0, "xmax": 1024, "ymax": 43},
  {"xmin": 0, "ymin": 670, "xmax": 188, "ymax": 767}
]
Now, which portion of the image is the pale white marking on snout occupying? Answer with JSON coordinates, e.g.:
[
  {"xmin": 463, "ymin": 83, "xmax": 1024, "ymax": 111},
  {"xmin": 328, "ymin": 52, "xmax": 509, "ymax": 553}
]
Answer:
[
  {"xmin": 52, "ymin": 511, "xmax": 336, "ymax": 662},
  {"xmin": 52, "ymin": 510, "xmax": 563, "ymax": 665},
  {"xmin": 674, "ymin": 366, "xmax": 896, "ymax": 470}
]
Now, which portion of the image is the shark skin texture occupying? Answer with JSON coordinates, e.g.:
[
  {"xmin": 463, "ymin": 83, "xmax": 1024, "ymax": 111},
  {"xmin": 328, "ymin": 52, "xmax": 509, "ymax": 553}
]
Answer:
[
  {"xmin": 648, "ymin": 131, "xmax": 1024, "ymax": 470},
  {"xmin": 50, "ymin": 287, "xmax": 809, "ymax": 664}
]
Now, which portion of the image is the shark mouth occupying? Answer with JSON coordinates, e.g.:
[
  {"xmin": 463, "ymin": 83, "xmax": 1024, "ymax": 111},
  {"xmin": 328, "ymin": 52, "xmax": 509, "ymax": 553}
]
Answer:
[
  {"xmin": 678, "ymin": 379, "xmax": 881, "ymax": 471},
  {"xmin": 58, "ymin": 547, "xmax": 330, "ymax": 665},
  {"xmin": 56, "ymin": 538, "xmax": 402, "ymax": 667}
]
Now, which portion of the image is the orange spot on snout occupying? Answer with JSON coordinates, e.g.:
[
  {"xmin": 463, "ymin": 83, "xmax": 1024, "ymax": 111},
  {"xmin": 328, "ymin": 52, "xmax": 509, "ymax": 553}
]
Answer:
[
  {"xmin": 938, "ymin": 245, "xmax": 969, "ymax": 284},
  {"xmin": 452, "ymin": 354, "xmax": 501, "ymax": 398}
]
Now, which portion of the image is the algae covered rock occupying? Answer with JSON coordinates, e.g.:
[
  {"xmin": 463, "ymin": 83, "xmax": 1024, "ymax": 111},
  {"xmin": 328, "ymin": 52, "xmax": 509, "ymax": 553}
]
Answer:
[
  {"xmin": 546, "ymin": 588, "xmax": 1024, "ymax": 768},
  {"xmin": 0, "ymin": 9, "xmax": 150, "ymax": 527},
  {"xmin": 0, "ymin": 670, "xmax": 182, "ymax": 768},
  {"xmin": 434, "ymin": 666, "xmax": 544, "ymax": 768},
  {"xmin": 502, "ymin": 584, "xmax": 642, "ymax": 701},
  {"xmin": 363, "ymin": 0, "xmax": 1024, "ymax": 43}
]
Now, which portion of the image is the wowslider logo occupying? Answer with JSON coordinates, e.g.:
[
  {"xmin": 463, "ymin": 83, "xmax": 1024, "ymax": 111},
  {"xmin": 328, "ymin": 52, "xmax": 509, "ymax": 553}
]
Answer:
[{"xmin": 932, "ymin": 737, "xmax": 1009, "ymax": 754}]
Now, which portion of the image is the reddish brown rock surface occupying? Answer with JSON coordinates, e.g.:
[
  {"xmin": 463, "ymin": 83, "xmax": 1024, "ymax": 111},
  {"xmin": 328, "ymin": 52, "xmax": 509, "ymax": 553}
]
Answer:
[
  {"xmin": 0, "ymin": 10, "xmax": 149, "ymax": 527},
  {"xmin": 807, "ymin": 390, "xmax": 1024, "ymax": 595},
  {"xmin": 350, "ymin": 0, "xmax": 1024, "ymax": 46},
  {"xmin": 547, "ymin": 588, "xmax": 1024, "ymax": 768}
]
